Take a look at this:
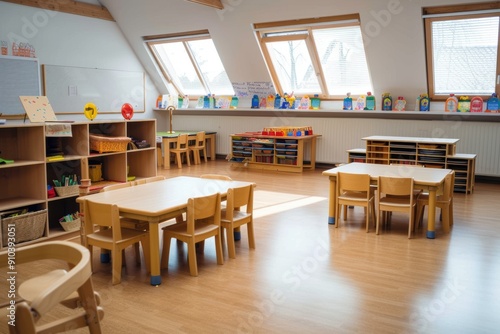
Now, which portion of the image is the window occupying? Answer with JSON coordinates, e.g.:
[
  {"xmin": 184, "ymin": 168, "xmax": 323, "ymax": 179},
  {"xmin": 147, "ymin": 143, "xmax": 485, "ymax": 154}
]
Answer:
[
  {"xmin": 144, "ymin": 30, "xmax": 234, "ymax": 96},
  {"xmin": 254, "ymin": 14, "xmax": 372, "ymax": 98},
  {"xmin": 424, "ymin": 2, "xmax": 500, "ymax": 99}
]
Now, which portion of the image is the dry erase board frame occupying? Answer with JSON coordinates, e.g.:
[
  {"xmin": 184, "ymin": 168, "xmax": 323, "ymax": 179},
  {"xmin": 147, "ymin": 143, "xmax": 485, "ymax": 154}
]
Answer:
[
  {"xmin": 0, "ymin": 55, "xmax": 41, "ymax": 116},
  {"xmin": 42, "ymin": 65, "xmax": 145, "ymax": 114}
]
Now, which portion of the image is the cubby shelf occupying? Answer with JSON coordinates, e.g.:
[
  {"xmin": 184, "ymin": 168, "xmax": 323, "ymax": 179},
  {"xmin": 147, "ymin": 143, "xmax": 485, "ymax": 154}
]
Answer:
[
  {"xmin": 229, "ymin": 133, "xmax": 320, "ymax": 172},
  {"xmin": 347, "ymin": 136, "xmax": 476, "ymax": 193},
  {"xmin": 0, "ymin": 119, "xmax": 157, "ymax": 249}
]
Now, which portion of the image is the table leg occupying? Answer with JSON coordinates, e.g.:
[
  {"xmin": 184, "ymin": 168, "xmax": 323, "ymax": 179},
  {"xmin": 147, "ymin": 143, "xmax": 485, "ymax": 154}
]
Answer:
[
  {"xmin": 426, "ymin": 188, "xmax": 437, "ymax": 239},
  {"xmin": 328, "ymin": 176, "xmax": 337, "ymax": 224},
  {"xmin": 310, "ymin": 137, "xmax": 317, "ymax": 169},
  {"xmin": 148, "ymin": 222, "xmax": 161, "ymax": 285},
  {"xmin": 207, "ymin": 134, "xmax": 216, "ymax": 160}
]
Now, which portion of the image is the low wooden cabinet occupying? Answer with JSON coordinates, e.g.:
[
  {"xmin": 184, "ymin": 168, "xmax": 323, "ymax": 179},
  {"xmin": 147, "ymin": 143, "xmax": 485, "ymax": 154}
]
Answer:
[
  {"xmin": 0, "ymin": 119, "xmax": 157, "ymax": 249},
  {"xmin": 346, "ymin": 136, "xmax": 476, "ymax": 193},
  {"xmin": 229, "ymin": 133, "xmax": 320, "ymax": 173}
]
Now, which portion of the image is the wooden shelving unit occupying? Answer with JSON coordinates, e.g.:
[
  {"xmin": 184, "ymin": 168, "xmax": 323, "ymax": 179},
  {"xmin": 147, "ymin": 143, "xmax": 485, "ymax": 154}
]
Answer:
[
  {"xmin": 347, "ymin": 136, "xmax": 476, "ymax": 193},
  {"xmin": 0, "ymin": 119, "xmax": 156, "ymax": 249},
  {"xmin": 229, "ymin": 133, "xmax": 320, "ymax": 173}
]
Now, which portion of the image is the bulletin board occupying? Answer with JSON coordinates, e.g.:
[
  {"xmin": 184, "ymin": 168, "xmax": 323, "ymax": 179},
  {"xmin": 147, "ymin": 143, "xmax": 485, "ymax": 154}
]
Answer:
[
  {"xmin": 42, "ymin": 64, "xmax": 145, "ymax": 113},
  {"xmin": 0, "ymin": 56, "xmax": 41, "ymax": 116}
]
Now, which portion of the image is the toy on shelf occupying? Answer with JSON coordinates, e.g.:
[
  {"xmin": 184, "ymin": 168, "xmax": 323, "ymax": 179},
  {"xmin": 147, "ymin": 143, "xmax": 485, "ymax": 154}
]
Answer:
[
  {"xmin": 445, "ymin": 94, "xmax": 458, "ymax": 112},
  {"xmin": 121, "ymin": 103, "xmax": 133, "ymax": 120},
  {"xmin": 266, "ymin": 94, "xmax": 275, "ymax": 109},
  {"xmin": 457, "ymin": 96, "xmax": 470, "ymax": 112},
  {"xmin": 251, "ymin": 95, "xmax": 259, "ymax": 108},
  {"xmin": 343, "ymin": 92, "xmax": 353, "ymax": 110},
  {"xmin": 470, "ymin": 96, "xmax": 484, "ymax": 113},
  {"xmin": 355, "ymin": 94, "xmax": 366, "ymax": 110},
  {"xmin": 298, "ymin": 96, "xmax": 310, "ymax": 109},
  {"xmin": 274, "ymin": 94, "xmax": 281, "ymax": 109},
  {"xmin": 419, "ymin": 94, "xmax": 430, "ymax": 112},
  {"xmin": 393, "ymin": 96, "xmax": 406, "ymax": 111},
  {"xmin": 230, "ymin": 95, "xmax": 239, "ymax": 109},
  {"xmin": 485, "ymin": 93, "xmax": 499, "ymax": 113},
  {"xmin": 310, "ymin": 94, "xmax": 321, "ymax": 110},
  {"xmin": 365, "ymin": 92, "xmax": 376, "ymax": 110},
  {"xmin": 381, "ymin": 93, "xmax": 392, "ymax": 111},
  {"xmin": 261, "ymin": 126, "xmax": 313, "ymax": 136}
]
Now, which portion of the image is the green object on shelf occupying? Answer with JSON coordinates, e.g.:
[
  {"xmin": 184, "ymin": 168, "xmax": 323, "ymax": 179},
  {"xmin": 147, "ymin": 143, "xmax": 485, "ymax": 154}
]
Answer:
[{"xmin": 0, "ymin": 157, "xmax": 14, "ymax": 164}]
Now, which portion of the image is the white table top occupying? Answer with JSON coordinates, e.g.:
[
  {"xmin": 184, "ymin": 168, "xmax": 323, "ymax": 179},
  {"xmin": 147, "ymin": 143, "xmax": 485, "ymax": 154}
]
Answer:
[{"xmin": 362, "ymin": 135, "xmax": 459, "ymax": 145}]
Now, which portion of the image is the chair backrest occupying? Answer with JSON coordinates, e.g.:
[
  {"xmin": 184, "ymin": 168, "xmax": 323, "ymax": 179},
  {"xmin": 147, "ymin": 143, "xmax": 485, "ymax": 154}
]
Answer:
[
  {"xmin": 440, "ymin": 170, "xmax": 455, "ymax": 201},
  {"xmin": 135, "ymin": 176, "xmax": 165, "ymax": 185},
  {"xmin": 0, "ymin": 241, "xmax": 102, "ymax": 333},
  {"xmin": 186, "ymin": 192, "xmax": 221, "ymax": 235},
  {"xmin": 101, "ymin": 182, "xmax": 132, "ymax": 192},
  {"xmin": 226, "ymin": 184, "xmax": 254, "ymax": 216},
  {"xmin": 200, "ymin": 174, "xmax": 232, "ymax": 181},
  {"xmin": 378, "ymin": 176, "xmax": 414, "ymax": 197},
  {"xmin": 83, "ymin": 199, "xmax": 122, "ymax": 241},
  {"xmin": 195, "ymin": 131, "xmax": 205, "ymax": 146},
  {"xmin": 175, "ymin": 133, "xmax": 189, "ymax": 149},
  {"xmin": 338, "ymin": 172, "xmax": 371, "ymax": 195}
]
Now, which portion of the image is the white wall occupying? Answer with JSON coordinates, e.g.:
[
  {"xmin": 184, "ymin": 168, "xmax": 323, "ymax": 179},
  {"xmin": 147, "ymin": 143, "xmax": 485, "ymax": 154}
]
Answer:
[
  {"xmin": 100, "ymin": 0, "xmax": 476, "ymax": 109},
  {"xmin": 0, "ymin": 1, "xmax": 158, "ymax": 120}
]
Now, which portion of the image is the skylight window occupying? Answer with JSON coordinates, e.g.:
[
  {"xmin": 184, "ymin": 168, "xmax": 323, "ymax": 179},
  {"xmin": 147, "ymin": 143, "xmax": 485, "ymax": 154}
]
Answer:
[
  {"xmin": 145, "ymin": 31, "xmax": 234, "ymax": 97},
  {"xmin": 254, "ymin": 14, "xmax": 373, "ymax": 98}
]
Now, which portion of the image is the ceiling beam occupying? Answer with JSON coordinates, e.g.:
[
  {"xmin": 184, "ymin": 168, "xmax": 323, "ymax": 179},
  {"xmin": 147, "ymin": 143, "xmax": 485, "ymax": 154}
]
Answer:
[
  {"xmin": 1, "ymin": 0, "xmax": 114, "ymax": 21},
  {"xmin": 185, "ymin": 0, "xmax": 223, "ymax": 10}
]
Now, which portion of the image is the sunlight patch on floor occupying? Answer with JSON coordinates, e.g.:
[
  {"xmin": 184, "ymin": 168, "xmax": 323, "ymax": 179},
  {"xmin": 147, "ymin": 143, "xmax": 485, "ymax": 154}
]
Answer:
[{"xmin": 253, "ymin": 190, "xmax": 326, "ymax": 218}]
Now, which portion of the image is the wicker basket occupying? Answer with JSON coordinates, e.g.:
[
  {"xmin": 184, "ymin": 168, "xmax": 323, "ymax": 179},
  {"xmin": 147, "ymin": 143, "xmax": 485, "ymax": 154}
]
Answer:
[
  {"xmin": 89, "ymin": 134, "xmax": 131, "ymax": 153},
  {"xmin": 59, "ymin": 218, "xmax": 81, "ymax": 232},
  {"xmin": 1, "ymin": 209, "xmax": 47, "ymax": 245},
  {"xmin": 55, "ymin": 185, "xmax": 80, "ymax": 197}
]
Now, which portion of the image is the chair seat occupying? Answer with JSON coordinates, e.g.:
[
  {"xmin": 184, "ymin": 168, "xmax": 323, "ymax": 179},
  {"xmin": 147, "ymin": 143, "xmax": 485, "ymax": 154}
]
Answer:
[
  {"xmin": 339, "ymin": 190, "xmax": 371, "ymax": 202},
  {"xmin": 380, "ymin": 195, "xmax": 416, "ymax": 207},
  {"xmin": 163, "ymin": 221, "xmax": 220, "ymax": 238},
  {"xmin": 19, "ymin": 269, "xmax": 69, "ymax": 301},
  {"xmin": 221, "ymin": 210, "xmax": 251, "ymax": 223},
  {"xmin": 88, "ymin": 228, "xmax": 148, "ymax": 244}
]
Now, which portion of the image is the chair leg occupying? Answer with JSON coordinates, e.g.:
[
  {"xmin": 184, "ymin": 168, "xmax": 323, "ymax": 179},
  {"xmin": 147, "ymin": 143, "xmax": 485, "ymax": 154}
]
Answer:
[
  {"xmin": 247, "ymin": 220, "xmax": 256, "ymax": 249},
  {"xmin": 187, "ymin": 239, "xmax": 198, "ymax": 276},
  {"xmin": 203, "ymin": 147, "xmax": 208, "ymax": 163},
  {"xmin": 215, "ymin": 233, "xmax": 224, "ymax": 265},
  {"xmin": 441, "ymin": 205, "xmax": 450, "ymax": 233},
  {"xmin": 226, "ymin": 225, "xmax": 236, "ymax": 259},
  {"xmin": 176, "ymin": 153, "xmax": 182, "ymax": 168},
  {"xmin": 111, "ymin": 248, "xmax": 123, "ymax": 285},
  {"xmin": 134, "ymin": 243, "xmax": 141, "ymax": 266}
]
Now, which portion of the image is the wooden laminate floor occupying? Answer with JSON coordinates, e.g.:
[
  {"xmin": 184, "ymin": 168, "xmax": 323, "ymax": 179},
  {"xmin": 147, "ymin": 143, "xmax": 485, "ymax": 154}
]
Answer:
[{"xmin": 3, "ymin": 160, "xmax": 500, "ymax": 333}]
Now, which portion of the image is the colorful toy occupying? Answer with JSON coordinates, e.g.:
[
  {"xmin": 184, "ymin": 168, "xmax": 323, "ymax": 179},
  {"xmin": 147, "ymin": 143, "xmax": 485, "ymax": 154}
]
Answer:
[
  {"xmin": 84, "ymin": 102, "xmax": 98, "ymax": 121},
  {"xmin": 381, "ymin": 93, "xmax": 392, "ymax": 111},
  {"xmin": 470, "ymin": 96, "xmax": 483, "ymax": 113},
  {"xmin": 419, "ymin": 94, "xmax": 430, "ymax": 112},
  {"xmin": 365, "ymin": 92, "xmax": 375, "ymax": 110},
  {"xmin": 393, "ymin": 96, "xmax": 406, "ymax": 111},
  {"xmin": 343, "ymin": 92, "xmax": 353, "ymax": 110},
  {"xmin": 485, "ymin": 93, "xmax": 499, "ymax": 113},
  {"xmin": 457, "ymin": 96, "xmax": 470, "ymax": 112},
  {"xmin": 445, "ymin": 94, "xmax": 458, "ymax": 112},
  {"xmin": 310, "ymin": 94, "xmax": 321, "ymax": 110}
]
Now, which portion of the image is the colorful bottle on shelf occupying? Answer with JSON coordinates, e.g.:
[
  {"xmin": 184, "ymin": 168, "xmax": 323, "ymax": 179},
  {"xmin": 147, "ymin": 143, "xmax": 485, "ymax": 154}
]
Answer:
[
  {"xmin": 365, "ymin": 92, "xmax": 375, "ymax": 110},
  {"xmin": 230, "ymin": 95, "xmax": 239, "ymax": 109},
  {"xmin": 299, "ymin": 96, "xmax": 310, "ymax": 109},
  {"xmin": 445, "ymin": 94, "xmax": 458, "ymax": 112},
  {"xmin": 274, "ymin": 94, "xmax": 281, "ymax": 109},
  {"xmin": 156, "ymin": 95, "xmax": 162, "ymax": 109},
  {"xmin": 355, "ymin": 95, "xmax": 366, "ymax": 110},
  {"xmin": 470, "ymin": 96, "xmax": 484, "ymax": 113},
  {"xmin": 177, "ymin": 95, "xmax": 183, "ymax": 109},
  {"xmin": 310, "ymin": 94, "xmax": 321, "ymax": 110},
  {"xmin": 343, "ymin": 92, "xmax": 353, "ymax": 110},
  {"xmin": 203, "ymin": 95, "xmax": 210, "ymax": 108},
  {"xmin": 381, "ymin": 93, "xmax": 392, "ymax": 111},
  {"xmin": 419, "ymin": 94, "xmax": 430, "ymax": 112},
  {"xmin": 251, "ymin": 95, "xmax": 260, "ymax": 108},
  {"xmin": 485, "ymin": 93, "xmax": 499, "ymax": 113},
  {"xmin": 182, "ymin": 95, "xmax": 189, "ymax": 108},
  {"xmin": 393, "ymin": 96, "xmax": 406, "ymax": 111},
  {"xmin": 266, "ymin": 94, "xmax": 275, "ymax": 109},
  {"xmin": 457, "ymin": 96, "xmax": 470, "ymax": 112}
]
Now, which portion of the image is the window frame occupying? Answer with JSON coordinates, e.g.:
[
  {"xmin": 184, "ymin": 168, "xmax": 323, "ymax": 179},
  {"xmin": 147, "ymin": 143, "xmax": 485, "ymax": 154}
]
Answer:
[
  {"xmin": 423, "ymin": 2, "xmax": 500, "ymax": 101},
  {"xmin": 144, "ymin": 30, "xmax": 233, "ymax": 97},
  {"xmin": 254, "ymin": 14, "xmax": 372, "ymax": 100}
]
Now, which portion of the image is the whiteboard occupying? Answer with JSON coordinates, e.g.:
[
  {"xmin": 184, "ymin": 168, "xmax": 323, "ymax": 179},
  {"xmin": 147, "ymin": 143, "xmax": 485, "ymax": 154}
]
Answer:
[
  {"xmin": 42, "ymin": 65, "xmax": 145, "ymax": 113},
  {"xmin": 0, "ymin": 56, "xmax": 41, "ymax": 116}
]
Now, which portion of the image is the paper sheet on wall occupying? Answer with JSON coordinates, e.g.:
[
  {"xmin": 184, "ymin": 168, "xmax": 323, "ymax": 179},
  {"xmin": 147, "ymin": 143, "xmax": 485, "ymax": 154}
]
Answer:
[{"xmin": 232, "ymin": 82, "xmax": 275, "ymax": 98}]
